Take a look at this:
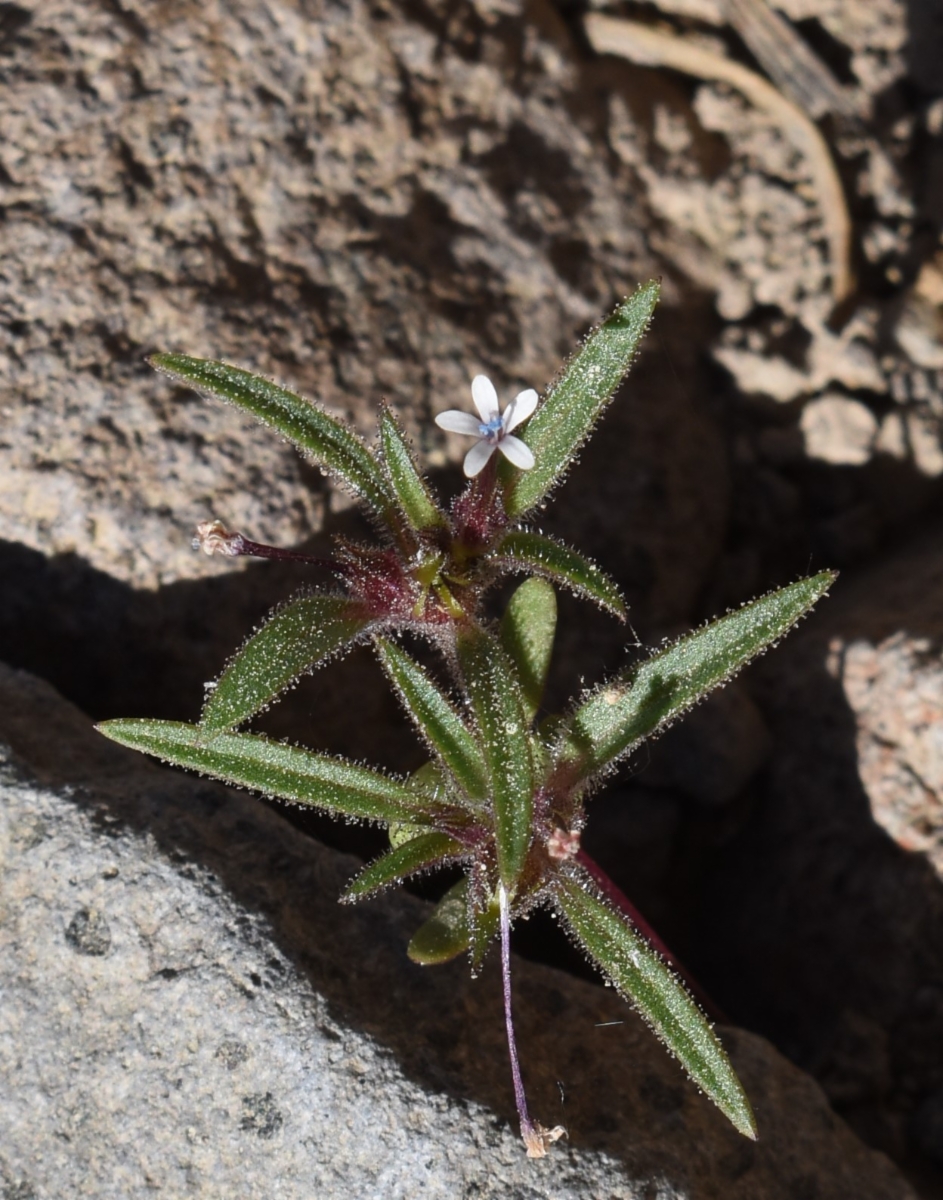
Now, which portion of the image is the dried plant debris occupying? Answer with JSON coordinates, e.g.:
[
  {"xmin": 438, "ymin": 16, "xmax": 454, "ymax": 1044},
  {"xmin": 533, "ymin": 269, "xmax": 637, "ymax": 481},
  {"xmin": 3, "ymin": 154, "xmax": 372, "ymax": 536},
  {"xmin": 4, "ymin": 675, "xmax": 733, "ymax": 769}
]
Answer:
[
  {"xmin": 720, "ymin": 0, "xmax": 859, "ymax": 120},
  {"xmin": 587, "ymin": 11, "xmax": 855, "ymax": 309},
  {"xmin": 587, "ymin": 0, "xmax": 941, "ymax": 480}
]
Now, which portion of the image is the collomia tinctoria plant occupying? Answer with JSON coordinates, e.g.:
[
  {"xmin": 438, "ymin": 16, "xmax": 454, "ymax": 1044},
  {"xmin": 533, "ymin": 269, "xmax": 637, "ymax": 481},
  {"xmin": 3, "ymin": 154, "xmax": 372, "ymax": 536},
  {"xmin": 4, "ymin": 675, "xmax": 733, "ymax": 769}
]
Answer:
[{"xmin": 99, "ymin": 282, "xmax": 834, "ymax": 1155}]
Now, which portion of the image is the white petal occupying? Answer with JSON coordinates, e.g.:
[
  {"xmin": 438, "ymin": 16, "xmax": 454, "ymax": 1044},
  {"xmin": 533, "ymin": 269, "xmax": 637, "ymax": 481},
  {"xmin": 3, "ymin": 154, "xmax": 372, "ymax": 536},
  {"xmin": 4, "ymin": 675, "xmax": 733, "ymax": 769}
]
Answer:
[
  {"xmin": 471, "ymin": 374, "xmax": 500, "ymax": 423},
  {"xmin": 436, "ymin": 410, "xmax": 482, "ymax": 435},
  {"xmin": 463, "ymin": 439, "xmax": 496, "ymax": 477},
  {"xmin": 498, "ymin": 435, "xmax": 535, "ymax": 470},
  {"xmin": 503, "ymin": 388, "xmax": 539, "ymax": 433}
]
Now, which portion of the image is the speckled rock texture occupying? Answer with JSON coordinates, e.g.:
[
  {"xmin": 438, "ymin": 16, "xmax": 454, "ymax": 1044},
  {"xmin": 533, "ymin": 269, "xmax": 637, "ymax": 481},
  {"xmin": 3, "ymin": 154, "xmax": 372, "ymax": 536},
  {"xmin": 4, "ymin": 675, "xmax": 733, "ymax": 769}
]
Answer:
[
  {"xmin": 0, "ymin": 663, "xmax": 918, "ymax": 1199},
  {"xmin": 1, "ymin": 0, "xmax": 680, "ymax": 591},
  {"xmin": 3, "ymin": 0, "xmax": 942, "ymax": 618},
  {"xmin": 3, "ymin": 0, "xmax": 943, "ymax": 1195}
]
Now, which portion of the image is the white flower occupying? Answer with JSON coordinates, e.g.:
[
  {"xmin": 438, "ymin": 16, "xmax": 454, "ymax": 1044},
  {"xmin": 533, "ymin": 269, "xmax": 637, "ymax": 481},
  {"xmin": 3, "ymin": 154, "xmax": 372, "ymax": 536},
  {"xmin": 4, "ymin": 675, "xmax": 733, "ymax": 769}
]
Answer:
[{"xmin": 435, "ymin": 375, "xmax": 538, "ymax": 478}]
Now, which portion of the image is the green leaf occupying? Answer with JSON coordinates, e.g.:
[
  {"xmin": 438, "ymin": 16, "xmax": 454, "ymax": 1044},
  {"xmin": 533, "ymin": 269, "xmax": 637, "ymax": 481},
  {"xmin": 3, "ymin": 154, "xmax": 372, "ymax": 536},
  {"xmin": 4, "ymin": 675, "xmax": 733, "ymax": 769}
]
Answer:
[
  {"xmin": 388, "ymin": 821, "xmax": 425, "ymax": 849},
  {"xmin": 557, "ymin": 571, "xmax": 836, "ymax": 778},
  {"xmin": 500, "ymin": 281, "xmax": 660, "ymax": 518},
  {"xmin": 150, "ymin": 354, "xmax": 394, "ymax": 520},
  {"xmin": 202, "ymin": 594, "xmax": 371, "ymax": 733},
  {"xmin": 342, "ymin": 831, "xmax": 463, "ymax": 901},
  {"xmin": 493, "ymin": 530, "xmax": 625, "ymax": 620},
  {"xmin": 408, "ymin": 877, "xmax": 471, "ymax": 965},
  {"xmin": 375, "ymin": 639, "xmax": 489, "ymax": 802},
  {"xmin": 555, "ymin": 871, "xmax": 756, "ymax": 1139},
  {"xmin": 406, "ymin": 874, "xmax": 500, "ymax": 967},
  {"xmin": 378, "ymin": 406, "xmax": 448, "ymax": 534},
  {"xmin": 457, "ymin": 627, "xmax": 535, "ymax": 891},
  {"xmin": 500, "ymin": 577, "xmax": 558, "ymax": 721},
  {"xmin": 96, "ymin": 719, "xmax": 427, "ymax": 824},
  {"xmin": 467, "ymin": 868, "xmax": 501, "ymax": 971}
]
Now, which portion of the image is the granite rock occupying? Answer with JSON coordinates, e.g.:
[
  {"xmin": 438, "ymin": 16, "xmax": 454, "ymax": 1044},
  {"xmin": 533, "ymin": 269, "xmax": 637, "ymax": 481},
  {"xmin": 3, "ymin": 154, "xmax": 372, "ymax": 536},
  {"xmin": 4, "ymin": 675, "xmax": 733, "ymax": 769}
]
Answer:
[{"xmin": 0, "ymin": 663, "xmax": 917, "ymax": 1199}]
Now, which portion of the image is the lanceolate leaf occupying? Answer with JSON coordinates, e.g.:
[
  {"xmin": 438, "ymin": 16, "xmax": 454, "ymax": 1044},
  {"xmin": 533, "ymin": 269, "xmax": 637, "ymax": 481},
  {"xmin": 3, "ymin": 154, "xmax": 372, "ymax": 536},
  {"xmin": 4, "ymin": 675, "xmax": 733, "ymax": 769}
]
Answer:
[
  {"xmin": 378, "ymin": 406, "xmax": 448, "ymax": 534},
  {"xmin": 150, "ymin": 355, "xmax": 394, "ymax": 520},
  {"xmin": 555, "ymin": 870, "xmax": 756, "ymax": 1140},
  {"xmin": 96, "ymin": 719, "xmax": 427, "ymax": 824},
  {"xmin": 457, "ymin": 627, "xmax": 535, "ymax": 890},
  {"xmin": 500, "ymin": 281, "xmax": 660, "ymax": 518},
  {"xmin": 557, "ymin": 571, "xmax": 836, "ymax": 778},
  {"xmin": 202, "ymin": 594, "xmax": 371, "ymax": 733},
  {"xmin": 342, "ymin": 831, "xmax": 464, "ymax": 902},
  {"xmin": 500, "ymin": 577, "xmax": 558, "ymax": 721},
  {"xmin": 467, "ymin": 870, "xmax": 501, "ymax": 971},
  {"xmin": 408, "ymin": 877, "xmax": 471, "ymax": 965},
  {"xmin": 492, "ymin": 530, "xmax": 625, "ymax": 620},
  {"xmin": 375, "ymin": 638, "xmax": 489, "ymax": 802}
]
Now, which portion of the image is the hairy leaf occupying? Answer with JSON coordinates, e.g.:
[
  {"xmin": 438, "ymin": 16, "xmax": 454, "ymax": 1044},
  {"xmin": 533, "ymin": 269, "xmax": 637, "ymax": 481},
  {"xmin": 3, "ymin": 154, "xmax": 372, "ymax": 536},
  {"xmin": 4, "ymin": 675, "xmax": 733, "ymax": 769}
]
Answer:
[
  {"xmin": 557, "ymin": 571, "xmax": 835, "ymax": 778},
  {"xmin": 408, "ymin": 877, "xmax": 471, "ymax": 965},
  {"xmin": 342, "ymin": 831, "xmax": 463, "ymax": 901},
  {"xmin": 555, "ymin": 871, "xmax": 756, "ymax": 1139},
  {"xmin": 97, "ymin": 719, "xmax": 427, "ymax": 824},
  {"xmin": 457, "ymin": 627, "xmax": 535, "ymax": 890},
  {"xmin": 150, "ymin": 354, "xmax": 394, "ymax": 519},
  {"xmin": 378, "ymin": 406, "xmax": 447, "ymax": 534},
  {"xmin": 500, "ymin": 577, "xmax": 558, "ymax": 721},
  {"xmin": 500, "ymin": 281, "xmax": 660, "ymax": 517},
  {"xmin": 202, "ymin": 594, "xmax": 371, "ymax": 733},
  {"xmin": 492, "ymin": 530, "xmax": 625, "ymax": 619},
  {"xmin": 467, "ymin": 874, "xmax": 501, "ymax": 971},
  {"xmin": 375, "ymin": 638, "xmax": 489, "ymax": 802},
  {"xmin": 406, "ymin": 875, "xmax": 501, "ymax": 967}
]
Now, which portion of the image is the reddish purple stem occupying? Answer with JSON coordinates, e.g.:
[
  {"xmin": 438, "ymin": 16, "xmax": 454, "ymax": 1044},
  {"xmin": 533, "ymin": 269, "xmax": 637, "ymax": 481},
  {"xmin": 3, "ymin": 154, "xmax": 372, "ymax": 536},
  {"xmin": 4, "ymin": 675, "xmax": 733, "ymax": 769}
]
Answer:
[
  {"xmin": 239, "ymin": 539, "xmax": 343, "ymax": 573},
  {"xmin": 499, "ymin": 884, "xmax": 536, "ymax": 1142},
  {"xmin": 575, "ymin": 849, "xmax": 728, "ymax": 1023}
]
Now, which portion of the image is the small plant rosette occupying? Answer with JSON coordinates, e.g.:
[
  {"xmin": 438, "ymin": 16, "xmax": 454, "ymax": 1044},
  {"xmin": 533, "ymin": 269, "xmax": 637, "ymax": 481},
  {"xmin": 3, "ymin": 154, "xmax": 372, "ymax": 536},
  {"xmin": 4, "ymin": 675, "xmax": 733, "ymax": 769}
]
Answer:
[{"xmin": 99, "ymin": 280, "xmax": 835, "ymax": 1154}]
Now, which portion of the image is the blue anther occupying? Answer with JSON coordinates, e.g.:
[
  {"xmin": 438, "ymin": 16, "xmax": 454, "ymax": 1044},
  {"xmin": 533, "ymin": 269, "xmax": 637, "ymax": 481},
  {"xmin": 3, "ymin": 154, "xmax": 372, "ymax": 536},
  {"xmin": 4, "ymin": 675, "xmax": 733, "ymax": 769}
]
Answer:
[{"xmin": 478, "ymin": 415, "xmax": 504, "ymax": 440}]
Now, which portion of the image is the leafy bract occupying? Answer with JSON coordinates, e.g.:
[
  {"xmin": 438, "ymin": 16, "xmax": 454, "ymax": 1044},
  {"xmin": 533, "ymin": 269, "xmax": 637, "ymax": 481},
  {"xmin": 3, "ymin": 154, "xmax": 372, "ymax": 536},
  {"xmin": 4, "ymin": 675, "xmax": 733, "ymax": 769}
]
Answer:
[
  {"xmin": 407, "ymin": 874, "xmax": 501, "ymax": 968},
  {"xmin": 150, "ymin": 354, "xmax": 394, "ymax": 520},
  {"xmin": 202, "ymin": 594, "xmax": 371, "ymax": 733},
  {"xmin": 457, "ymin": 627, "xmax": 535, "ymax": 891},
  {"xmin": 97, "ymin": 719, "xmax": 427, "ymax": 824},
  {"xmin": 500, "ymin": 577, "xmax": 557, "ymax": 721},
  {"xmin": 500, "ymin": 281, "xmax": 660, "ymax": 518},
  {"xmin": 342, "ymin": 831, "xmax": 463, "ymax": 901},
  {"xmin": 492, "ymin": 530, "xmax": 625, "ymax": 619},
  {"xmin": 557, "ymin": 571, "xmax": 835, "ymax": 779},
  {"xmin": 375, "ymin": 638, "xmax": 489, "ymax": 802},
  {"xmin": 467, "ymin": 875, "xmax": 501, "ymax": 971},
  {"xmin": 378, "ymin": 406, "xmax": 447, "ymax": 535},
  {"xmin": 555, "ymin": 870, "xmax": 756, "ymax": 1139},
  {"xmin": 408, "ymin": 877, "xmax": 471, "ymax": 965}
]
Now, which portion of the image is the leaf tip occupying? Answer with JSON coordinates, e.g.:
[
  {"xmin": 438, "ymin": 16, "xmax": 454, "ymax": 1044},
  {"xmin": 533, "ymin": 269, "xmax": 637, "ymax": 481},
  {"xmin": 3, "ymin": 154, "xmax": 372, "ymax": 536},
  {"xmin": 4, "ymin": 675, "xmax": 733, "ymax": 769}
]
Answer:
[{"xmin": 733, "ymin": 1100, "xmax": 759, "ymax": 1141}]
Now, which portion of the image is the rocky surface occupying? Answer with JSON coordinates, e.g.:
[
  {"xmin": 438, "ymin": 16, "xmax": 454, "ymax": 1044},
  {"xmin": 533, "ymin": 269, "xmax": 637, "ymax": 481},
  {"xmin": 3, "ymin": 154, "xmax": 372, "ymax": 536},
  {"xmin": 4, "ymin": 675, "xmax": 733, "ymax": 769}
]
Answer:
[
  {"xmin": 0, "ymin": 662, "xmax": 918, "ymax": 1199},
  {"xmin": 3, "ymin": 0, "xmax": 943, "ymax": 1195},
  {"xmin": 679, "ymin": 526, "xmax": 943, "ymax": 1193},
  {"xmin": 1, "ymin": 0, "xmax": 673, "ymax": 591}
]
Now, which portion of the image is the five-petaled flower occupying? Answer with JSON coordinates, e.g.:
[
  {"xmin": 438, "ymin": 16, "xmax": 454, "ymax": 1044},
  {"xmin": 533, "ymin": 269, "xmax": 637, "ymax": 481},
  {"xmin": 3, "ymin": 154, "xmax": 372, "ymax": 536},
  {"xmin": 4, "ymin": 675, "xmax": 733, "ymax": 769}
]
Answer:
[{"xmin": 436, "ymin": 375, "xmax": 538, "ymax": 477}]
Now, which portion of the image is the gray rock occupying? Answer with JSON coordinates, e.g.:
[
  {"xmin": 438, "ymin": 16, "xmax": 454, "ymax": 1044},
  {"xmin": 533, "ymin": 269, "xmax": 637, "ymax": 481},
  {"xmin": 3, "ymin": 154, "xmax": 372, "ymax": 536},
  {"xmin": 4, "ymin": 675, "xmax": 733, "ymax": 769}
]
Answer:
[{"xmin": 0, "ymin": 663, "xmax": 916, "ymax": 1199}]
